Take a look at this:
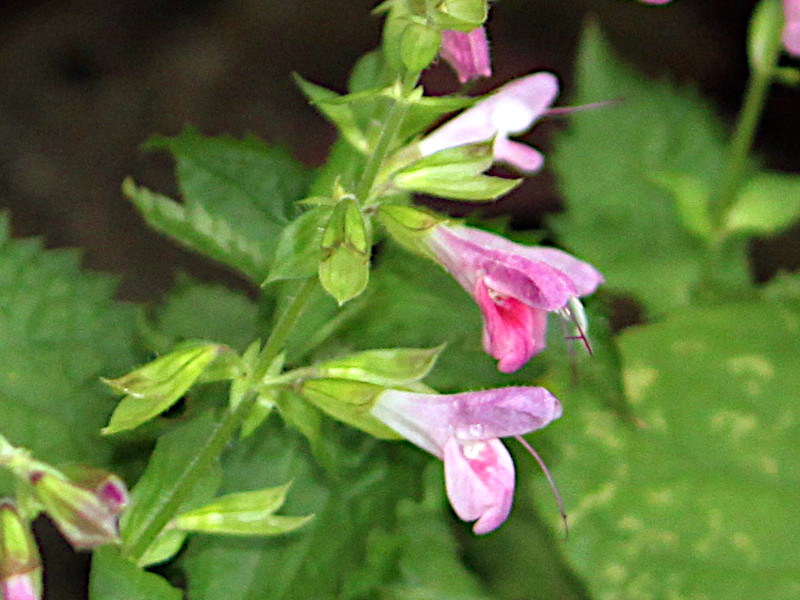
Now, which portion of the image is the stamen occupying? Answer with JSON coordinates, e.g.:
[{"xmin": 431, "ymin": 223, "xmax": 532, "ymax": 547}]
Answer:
[
  {"xmin": 514, "ymin": 435, "xmax": 568, "ymax": 539},
  {"xmin": 559, "ymin": 299, "xmax": 593, "ymax": 356},
  {"xmin": 544, "ymin": 98, "xmax": 623, "ymax": 119}
]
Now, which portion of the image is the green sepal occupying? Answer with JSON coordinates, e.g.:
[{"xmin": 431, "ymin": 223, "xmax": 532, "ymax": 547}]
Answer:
[
  {"xmin": 433, "ymin": 0, "xmax": 487, "ymax": 31},
  {"xmin": 319, "ymin": 199, "xmax": 371, "ymax": 305},
  {"xmin": 400, "ymin": 22, "xmax": 441, "ymax": 75},
  {"xmin": 315, "ymin": 346, "xmax": 443, "ymax": 388},
  {"xmin": 102, "ymin": 343, "xmax": 222, "ymax": 435},
  {"xmin": 748, "ymin": 0, "xmax": 784, "ymax": 74},
  {"xmin": 650, "ymin": 172, "xmax": 714, "ymax": 240},
  {"xmin": 264, "ymin": 206, "xmax": 330, "ymax": 285},
  {"xmin": 394, "ymin": 145, "xmax": 521, "ymax": 201},
  {"xmin": 168, "ymin": 483, "xmax": 312, "ymax": 537},
  {"xmin": 377, "ymin": 204, "xmax": 445, "ymax": 257},
  {"xmin": 300, "ymin": 379, "xmax": 402, "ymax": 439},
  {"xmin": 0, "ymin": 501, "xmax": 40, "ymax": 582},
  {"xmin": 724, "ymin": 172, "xmax": 800, "ymax": 234},
  {"xmin": 293, "ymin": 74, "xmax": 369, "ymax": 153}
]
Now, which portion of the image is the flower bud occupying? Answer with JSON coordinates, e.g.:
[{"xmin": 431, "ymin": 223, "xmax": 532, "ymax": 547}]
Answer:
[
  {"xmin": 0, "ymin": 501, "xmax": 41, "ymax": 600},
  {"xmin": 29, "ymin": 469, "xmax": 127, "ymax": 550},
  {"xmin": 318, "ymin": 199, "xmax": 371, "ymax": 305}
]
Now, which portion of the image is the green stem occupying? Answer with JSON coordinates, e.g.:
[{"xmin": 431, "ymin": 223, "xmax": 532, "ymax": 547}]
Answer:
[
  {"xmin": 713, "ymin": 22, "xmax": 783, "ymax": 225},
  {"xmin": 355, "ymin": 78, "xmax": 415, "ymax": 203},
  {"xmin": 123, "ymin": 277, "xmax": 318, "ymax": 563}
]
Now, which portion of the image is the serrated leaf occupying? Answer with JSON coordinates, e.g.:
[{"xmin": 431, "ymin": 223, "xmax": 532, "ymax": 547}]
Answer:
[
  {"xmin": 120, "ymin": 412, "xmax": 222, "ymax": 566},
  {"xmin": 155, "ymin": 276, "xmax": 261, "ymax": 353},
  {"xmin": 724, "ymin": 172, "xmax": 800, "ymax": 234},
  {"xmin": 170, "ymin": 484, "xmax": 313, "ymax": 537},
  {"xmin": 89, "ymin": 546, "xmax": 182, "ymax": 600},
  {"xmin": 0, "ymin": 213, "xmax": 137, "ymax": 485},
  {"xmin": 124, "ymin": 178, "xmax": 272, "ymax": 283},
  {"xmin": 131, "ymin": 129, "xmax": 311, "ymax": 282},
  {"xmin": 532, "ymin": 302, "xmax": 800, "ymax": 600},
  {"xmin": 551, "ymin": 23, "xmax": 740, "ymax": 314}
]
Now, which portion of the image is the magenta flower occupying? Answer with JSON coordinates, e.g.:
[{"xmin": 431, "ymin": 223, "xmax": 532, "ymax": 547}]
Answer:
[
  {"xmin": 1, "ymin": 575, "xmax": 39, "ymax": 600},
  {"xmin": 418, "ymin": 72, "xmax": 559, "ymax": 174},
  {"xmin": 422, "ymin": 224, "xmax": 603, "ymax": 373},
  {"xmin": 372, "ymin": 386, "xmax": 562, "ymax": 534},
  {"xmin": 439, "ymin": 27, "xmax": 492, "ymax": 83},
  {"xmin": 785, "ymin": 0, "xmax": 800, "ymax": 55}
]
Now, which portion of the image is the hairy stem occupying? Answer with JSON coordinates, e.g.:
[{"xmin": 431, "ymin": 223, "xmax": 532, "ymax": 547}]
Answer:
[{"xmin": 123, "ymin": 277, "xmax": 318, "ymax": 563}]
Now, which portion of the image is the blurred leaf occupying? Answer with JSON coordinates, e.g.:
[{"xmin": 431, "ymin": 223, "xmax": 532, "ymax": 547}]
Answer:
[
  {"xmin": 182, "ymin": 419, "xmax": 422, "ymax": 600},
  {"xmin": 171, "ymin": 483, "xmax": 313, "ymax": 536},
  {"xmin": 129, "ymin": 129, "xmax": 311, "ymax": 282},
  {"xmin": 154, "ymin": 276, "xmax": 262, "ymax": 353},
  {"xmin": 724, "ymin": 172, "xmax": 800, "ymax": 234},
  {"xmin": 90, "ymin": 546, "xmax": 182, "ymax": 600},
  {"xmin": 0, "ymin": 213, "xmax": 137, "ymax": 488},
  {"xmin": 650, "ymin": 172, "xmax": 714, "ymax": 240},
  {"xmin": 551, "ymin": 23, "xmax": 744, "ymax": 315},
  {"xmin": 748, "ymin": 0, "xmax": 784, "ymax": 75},
  {"xmin": 532, "ymin": 302, "xmax": 800, "ymax": 599},
  {"xmin": 120, "ymin": 412, "xmax": 222, "ymax": 566}
]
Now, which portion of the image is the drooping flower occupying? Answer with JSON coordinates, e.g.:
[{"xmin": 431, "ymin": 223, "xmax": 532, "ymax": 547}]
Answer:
[
  {"xmin": 439, "ymin": 26, "xmax": 492, "ymax": 83},
  {"xmin": 371, "ymin": 386, "xmax": 562, "ymax": 534},
  {"xmin": 418, "ymin": 72, "xmax": 559, "ymax": 174},
  {"xmin": 29, "ymin": 467, "xmax": 128, "ymax": 550},
  {"xmin": 422, "ymin": 224, "xmax": 603, "ymax": 373},
  {"xmin": 784, "ymin": 0, "xmax": 800, "ymax": 55}
]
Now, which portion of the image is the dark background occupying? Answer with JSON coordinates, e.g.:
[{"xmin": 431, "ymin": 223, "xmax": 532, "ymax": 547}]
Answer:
[{"xmin": 0, "ymin": 0, "xmax": 797, "ymax": 597}]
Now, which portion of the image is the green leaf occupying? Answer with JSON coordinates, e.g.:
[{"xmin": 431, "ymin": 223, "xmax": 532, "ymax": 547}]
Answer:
[
  {"xmin": 532, "ymin": 302, "xmax": 800, "ymax": 599},
  {"xmin": 103, "ymin": 344, "xmax": 222, "ymax": 435},
  {"xmin": 724, "ymin": 172, "xmax": 800, "ymax": 234},
  {"xmin": 155, "ymin": 276, "xmax": 261, "ymax": 353},
  {"xmin": 0, "ymin": 213, "xmax": 137, "ymax": 486},
  {"xmin": 123, "ymin": 178, "xmax": 272, "ymax": 283},
  {"xmin": 170, "ymin": 483, "xmax": 313, "ymax": 536},
  {"xmin": 90, "ymin": 546, "xmax": 182, "ymax": 600},
  {"xmin": 293, "ymin": 74, "xmax": 370, "ymax": 153},
  {"xmin": 131, "ymin": 129, "xmax": 311, "ymax": 282},
  {"xmin": 181, "ymin": 419, "xmax": 424, "ymax": 600},
  {"xmin": 120, "ymin": 412, "xmax": 222, "ymax": 566},
  {"xmin": 650, "ymin": 172, "xmax": 714, "ymax": 240},
  {"xmin": 551, "ymin": 23, "xmax": 739, "ymax": 315},
  {"xmin": 265, "ymin": 207, "xmax": 329, "ymax": 284}
]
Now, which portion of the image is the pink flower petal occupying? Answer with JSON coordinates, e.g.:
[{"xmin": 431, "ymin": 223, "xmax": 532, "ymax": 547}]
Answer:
[
  {"xmin": 440, "ymin": 27, "xmax": 492, "ymax": 83},
  {"xmin": 491, "ymin": 136, "xmax": 545, "ymax": 173},
  {"xmin": 444, "ymin": 437, "xmax": 515, "ymax": 534}
]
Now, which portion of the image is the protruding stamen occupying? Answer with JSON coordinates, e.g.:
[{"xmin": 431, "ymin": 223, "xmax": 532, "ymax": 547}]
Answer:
[{"xmin": 514, "ymin": 435, "xmax": 568, "ymax": 539}]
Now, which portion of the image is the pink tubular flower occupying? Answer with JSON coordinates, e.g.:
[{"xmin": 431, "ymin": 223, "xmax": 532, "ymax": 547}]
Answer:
[
  {"xmin": 418, "ymin": 72, "xmax": 559, "ymax": 174},
  {"xmin": 785, "ymin": 0, "xmax": 800, "ymax": 55},
  {"xmin": 371, "ymin": 386, "xmax": 562, "ymax": 534},
  {"xmin": 439, "ymin": 27, "xmax": 492, "ymax": 83},
  {"xmin": 423, "ymin": 224, "xmax": 603, "ymax": 373},
  {"xmin": 2, "ymin": 575, "xmax": 39, "ymax": 600}
]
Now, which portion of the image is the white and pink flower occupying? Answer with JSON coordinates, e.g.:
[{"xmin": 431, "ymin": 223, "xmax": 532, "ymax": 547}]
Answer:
[{"xmin": 372, "ymin": 386, "xmax": 562, "ymax": 534}]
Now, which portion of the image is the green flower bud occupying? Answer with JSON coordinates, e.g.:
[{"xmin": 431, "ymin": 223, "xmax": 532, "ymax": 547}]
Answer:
[
  {"xmin": 400, "ymin": 22, "xmax": 442, "ymax": 75},
  {"xmin": 377, "ymin": 204, "xmax": 446, "ymax": 257},
  {"xmin": 29, "ymin": 469, "xmax": 127, "ymax": 550},
  {"xmin": 318, "ymin": 199, "xmax": 371, "ymax": 305},
  {"xmin": 0, "ymin": 501, "xmax": 41, "ymax": 600}
]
